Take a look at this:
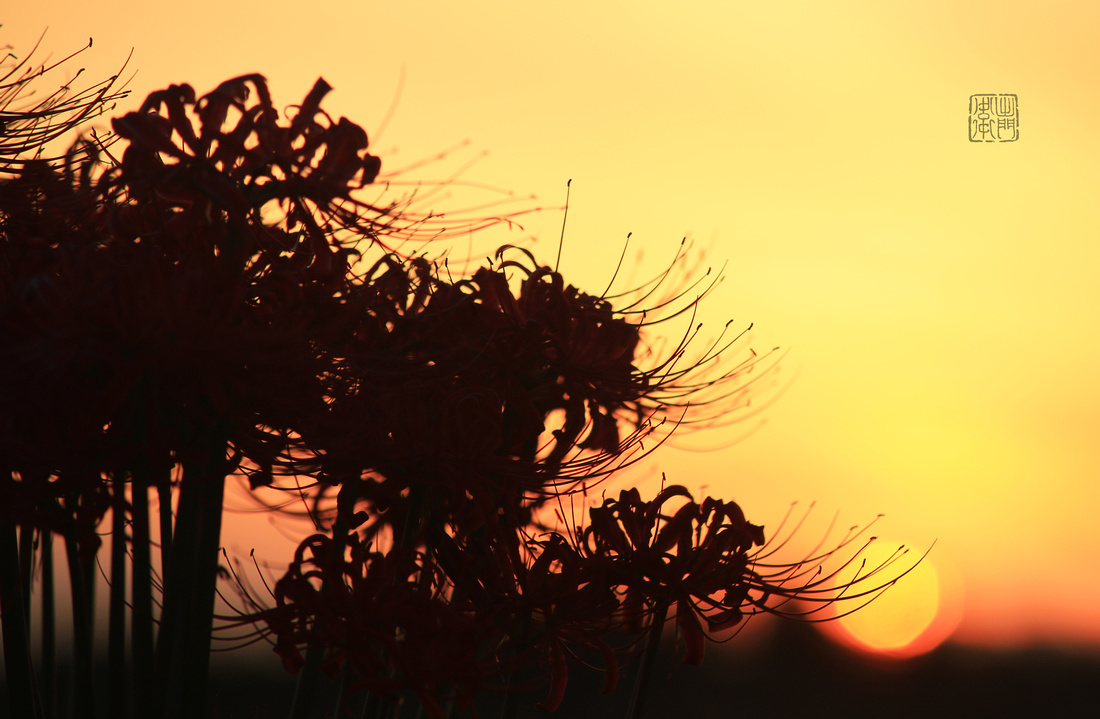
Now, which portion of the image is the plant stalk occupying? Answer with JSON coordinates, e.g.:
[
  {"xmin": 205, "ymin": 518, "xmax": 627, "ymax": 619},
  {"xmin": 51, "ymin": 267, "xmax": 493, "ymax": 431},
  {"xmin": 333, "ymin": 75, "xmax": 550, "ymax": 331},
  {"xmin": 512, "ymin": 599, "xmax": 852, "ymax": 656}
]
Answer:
[
  {"xmin": 109, "ymin": 472, "xmax": 128, "ymax": 718},
  {"xmin": 130, "ymin": 466, "xmax": 157, "ymax": 718},
  {"xmin": 63, "ymin": 505, "xmax": 96, "ymax": 719},
  {"xmin": 625, "ymin": 603, "xmax": 669, "ymax": 719},
  {"xmin": 40, "ymin": 530, "xmax": 56, "ymax": 719},
  {"xmin": 156, "ymin": 437, "xmax": 227, "ymax": 719},
  {"xmin": 1, "ymin": 522, "xmax": 42, "ymax": 719}
]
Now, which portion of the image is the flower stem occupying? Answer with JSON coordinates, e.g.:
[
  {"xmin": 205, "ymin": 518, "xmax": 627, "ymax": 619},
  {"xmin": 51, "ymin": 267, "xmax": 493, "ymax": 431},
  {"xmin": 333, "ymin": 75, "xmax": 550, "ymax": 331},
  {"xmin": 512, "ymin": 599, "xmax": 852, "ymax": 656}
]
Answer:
[
  {"xmin": 109, "ymin": 471, "xmax": 128, "ymax": 718},
  {"xmin": 0, "ymin": 522, "xmax": 42, "ymax": 718},
  {"xmin": 332, "ymin": 659, "xmax": 353, "ymax": 718},
  {"xmin": 63, "ymin": 503, "xmax": 96, "ymax": 718},
  {"xmin": 625, "ymin": 603, "xmax": 669, "ymax": 719},
  {"xmin": 157, "ymin": 469, "xmax": 174, "ymax": 575},
  {"xmin": 40, "ymin": 531, "xmax": 56, "ymax": 719},
  {"xmin": 359, "ymin": 691, "xmax": 393, "ymax": 719},
  {"xmin": 19, "ymin": 522, "xmax": 34, "ymax": 627},
  {"xmin": 156, "ymin": 437, "xmax": 227, "ymax": 719},
  {"xmin": 130, "ymin": 465, "xmax": 158, "ymax": 718},
  {"xmin": 288, "ymin": 642, "xmax": 326, "ymax": 719}
]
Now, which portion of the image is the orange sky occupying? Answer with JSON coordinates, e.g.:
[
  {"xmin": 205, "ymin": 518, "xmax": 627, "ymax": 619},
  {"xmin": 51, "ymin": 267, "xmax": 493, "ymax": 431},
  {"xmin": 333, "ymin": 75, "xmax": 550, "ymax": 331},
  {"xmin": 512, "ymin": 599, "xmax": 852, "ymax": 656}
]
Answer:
[{"xmin": 7, "ymin": 1, "xmax": 1100, "ymax": 651}]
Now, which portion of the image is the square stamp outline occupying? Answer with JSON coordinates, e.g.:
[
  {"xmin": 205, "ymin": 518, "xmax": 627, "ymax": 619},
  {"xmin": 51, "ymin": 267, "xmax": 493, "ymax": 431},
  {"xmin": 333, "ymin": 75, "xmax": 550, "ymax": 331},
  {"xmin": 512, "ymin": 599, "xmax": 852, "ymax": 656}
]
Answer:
[{"xmin": 969, "ymin": 94, "xmax": 1019, "ymax": 143}]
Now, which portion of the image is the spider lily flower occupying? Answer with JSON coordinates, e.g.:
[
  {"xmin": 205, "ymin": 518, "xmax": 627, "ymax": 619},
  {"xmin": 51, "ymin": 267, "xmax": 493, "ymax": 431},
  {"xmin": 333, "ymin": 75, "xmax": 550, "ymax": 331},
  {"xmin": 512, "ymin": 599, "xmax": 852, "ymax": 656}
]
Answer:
[
  {"xmin": 2, "ymin": 72, "xmax": 396, "ymax": 486},
  {"xmin": 223, "ymin": 519, "xmax": 623, "ymax": 714},
  {"xmin": 221, "ymin": 532, "xmax": 508, "ymax": 718},
  {"xmin": 569, "ymin": 485, "xmax": 909, "ymax": 668},
  {"xmin": 270, "ymin": 241, "xmax": 774, "ymax": 548},
  {"xmin": 270, "ymin": 248, "xmax": 653, "ymax": 542},
  {"xmin": 575, "ymin": 485, "xmax": 767, "ymax": 665}
]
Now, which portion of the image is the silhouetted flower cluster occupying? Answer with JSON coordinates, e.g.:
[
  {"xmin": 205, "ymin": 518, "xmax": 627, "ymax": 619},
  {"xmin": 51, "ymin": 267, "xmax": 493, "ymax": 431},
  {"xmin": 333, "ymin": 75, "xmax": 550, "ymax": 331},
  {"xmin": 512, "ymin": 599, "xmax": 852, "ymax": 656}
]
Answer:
[
  {"xmin": 2, "ymin": 49, "xmax": 911, "ymax": 719},
  {"xmin": 214, "ymin": 235, "xmax": 796, "ymax": 713},
  {"xmin": 2, "ymin": 73, "xmax": 377, "ymax": 531}
]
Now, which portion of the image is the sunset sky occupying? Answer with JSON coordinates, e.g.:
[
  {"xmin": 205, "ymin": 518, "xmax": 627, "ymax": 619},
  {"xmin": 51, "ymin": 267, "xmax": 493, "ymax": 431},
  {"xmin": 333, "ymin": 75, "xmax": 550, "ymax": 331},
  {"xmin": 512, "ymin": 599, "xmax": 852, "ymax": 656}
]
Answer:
[{"xmin": 7, "ymin": 0, "xmax": 1099, "ymax": 653}]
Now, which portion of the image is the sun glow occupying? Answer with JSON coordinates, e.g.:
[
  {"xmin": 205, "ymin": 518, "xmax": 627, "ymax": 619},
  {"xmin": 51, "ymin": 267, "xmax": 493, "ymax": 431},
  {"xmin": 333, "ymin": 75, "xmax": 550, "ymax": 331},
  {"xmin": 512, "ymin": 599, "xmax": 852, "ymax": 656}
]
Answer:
[{"xmin": 823, "ymin": 542, "xmax": 962, "ymax": 659}]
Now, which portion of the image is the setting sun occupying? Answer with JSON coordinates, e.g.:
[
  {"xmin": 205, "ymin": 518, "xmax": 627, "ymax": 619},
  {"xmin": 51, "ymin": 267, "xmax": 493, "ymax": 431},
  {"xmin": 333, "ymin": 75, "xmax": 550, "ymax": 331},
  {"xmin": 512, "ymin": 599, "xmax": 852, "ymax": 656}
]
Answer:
[{"xmin": 823, "ymin": 542, "xmax": 963, "ymax": 659}]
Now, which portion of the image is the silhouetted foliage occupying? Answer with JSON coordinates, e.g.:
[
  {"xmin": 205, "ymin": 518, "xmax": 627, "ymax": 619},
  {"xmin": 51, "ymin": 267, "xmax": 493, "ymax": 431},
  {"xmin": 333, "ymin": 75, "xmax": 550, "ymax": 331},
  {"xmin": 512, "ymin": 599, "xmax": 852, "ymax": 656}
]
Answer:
[{"xmin": 1, "ymin": 35, "xmax": 915, "ymax": 719}]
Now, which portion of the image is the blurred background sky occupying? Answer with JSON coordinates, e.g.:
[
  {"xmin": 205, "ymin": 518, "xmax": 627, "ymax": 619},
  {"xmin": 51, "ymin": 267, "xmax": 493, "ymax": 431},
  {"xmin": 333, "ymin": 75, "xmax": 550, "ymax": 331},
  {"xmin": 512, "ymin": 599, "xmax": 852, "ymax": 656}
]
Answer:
[{"xmin": 6, "ymin": 0, "xmax": 1099, "ymax": 659}]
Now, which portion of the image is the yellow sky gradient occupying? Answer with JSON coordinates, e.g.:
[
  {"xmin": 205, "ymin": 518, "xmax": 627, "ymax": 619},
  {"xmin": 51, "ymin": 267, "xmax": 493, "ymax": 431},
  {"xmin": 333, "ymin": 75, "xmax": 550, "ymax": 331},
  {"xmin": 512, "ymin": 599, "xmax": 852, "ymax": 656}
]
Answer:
[{"xmin": 6, "ymin": 1, "xmax": 1100, "ymax": 650}]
